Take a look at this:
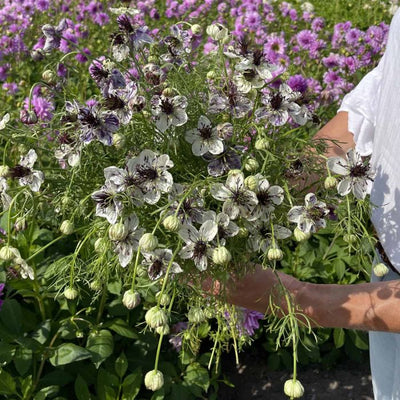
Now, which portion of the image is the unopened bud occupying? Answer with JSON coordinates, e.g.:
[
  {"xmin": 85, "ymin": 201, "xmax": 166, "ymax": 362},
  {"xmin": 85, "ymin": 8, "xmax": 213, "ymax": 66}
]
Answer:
[
  {"xmin": 162, "ymin": 88, "xmax": 174, "ymax": 97},
  {"xmin": 109, "ymin": 223, "xmax": 127, "ymax": 241},
  {"xmin": 60, "ymin": 220, "xmax": 74, "ymax": 235},
  {"xmin": 255, "ymin": 138, "xmax": 269, "ymax": 150},
  {"xmin": 373, "ymin": 262, "xmax": 390, "ymax": 277},
  {"xmin": 162, "ymin": 215, "xmax": 180, "ymax": 232},
  {"xmin": 144, "ymin": 370, "xmax": 164, "ymax": 391},
  {"xmin": 0, "ymin": 245, "xmax": 18, "ymax": 261},
  {"xmin": 343, "ymin": 233, "xmax": 357, "ymax": 244},
  {"xmin": 212, "ymin": 246, "xmax": 232, "ymax": 265},
  {"xmin": 145, "ymin": 306, "xmax": 168, "ymax": 329},
  {"xmin": 64, "ymin": 287, "xmax": 78, "ymax": 300},
  {"xmin": 112, "ymin": 133, "xmax": 126, "ymax": 149},
  {"xmin": 94, "ymin": 237, "xmax": 107, "ymax": 253},
  {"xmin": 20, "ymin": 109, "xmax": 38, "ymax": 125},
  {"xmin": 14, "ymin": 217, "xmax": 27, "ymax": 232},
  {"xmin": 42, "ymin": 70, "xmax": 56, "ymax": 84},
  {"xmin": 156, "ymin": 291, "xmax": 171, "ymax": 306},
  {"xmin": 244, "ymin": 175, "xmax": 258, "ymax": 191},
  {"xmin": 284, "ymin": 379, "xmax": 304, "ymax": 398},
  {"xmin": 139, "ymin": 233, "xmax": 158, "ymax": 252},
  {"xmin": 188, "ymin": 307, "xmax": 206, "ymax": 324},
  {"xmin": 324, "ymin": 176, "xmax": 337, "ymax": 189},
  {"xmin": 293, "ymin": 227, "xmax": 311, "ymax": 242},
  {"xmin": 191, "ymin": 24, "xmax": 202, "ymax": 34},
  {"xmin": 267, "ymin": 247, "xmax": 283, "ymax": 261},
  {"xmin": 155, "ymin": 324, "xmax": 170, "ymax": 335},
  {"xmin": 90, "ymin": 280, "xmax": 102, "ymax": 291},
  {"xmin": 206, "ymin": 70, "xmax": 216, "ymax": 80},
  {"xmin": 122, "ymin": 289, "xmax": 141, "ymax": 309},
  {"xmin": 244, "ymin": 158, "xmax": 259, "ymax": 173},
  {"xmin": 0, "ymin": 165, "xmax": 9, "ymax": 177}
]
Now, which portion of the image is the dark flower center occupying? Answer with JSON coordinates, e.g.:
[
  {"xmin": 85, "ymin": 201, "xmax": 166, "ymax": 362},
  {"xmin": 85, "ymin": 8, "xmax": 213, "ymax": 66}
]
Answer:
[
  {"xmin": 79, "ymin": 109, "xmax": 101, "ymax": 127},
  {"xmin": 253, "ymin": 49, "xmax": 264, "ymax": 66},
  {"xmin": 349, "ymin": 163, "xmax": 370, "ymax": 178},
  {"xmin": 104, "ymin": 95, "xmax": 125, "ymax": 110},
  {"xmin": 91, "ymin": 191, "xmax": 113, "ymax": 207},
  {"xmin": 193, "ymin": 241, "xmax": 207, "ymax": 259},
  {"xmin": 91, "ymin": 64, "xmax": 109, "ymax": 81},
  {"xmin": 135, "ymin": 166, "xmax": 158, "ymax": 185},
  {"xmin": 111, "ymin": 32, "xmax": 125, "ymax": 45},
  {"xmin": 148, "ymin": 259, "xmax": 163, "ymax": 280},
  {"xmin": 160, "ymin": 98, "xmax": 174, "ymax": 115},
  {"xmin": 238, "ymin": 36, "xmax": 251, "ymax": 56},
  {"xmin": 199, "ymin": 126, "xmax": 213, "ymax": 139},
  {"xmin": 10, "ymin": 165, "xmax": 31, "ymax": 179},
  {"xmin": 243, "ymin": 69, "xmax": 257, "ymax": 81},
  {"xmin": 117, "ymin": 15, "xmax": 134, "ymax": 33},
  {"xmin": 259, "ymin": 226, "xmax": 269, "ymax": 237},
  {"xmin": 257, "ymin": 191, "xmax": 271, "ymax": 206},
  {"xmin": 270, "ymin": 93, "xmax": 283, "ymax": 110},
  {"xmin": 306, "ymin": 206, "xmax": 326, "ymax": 221}
]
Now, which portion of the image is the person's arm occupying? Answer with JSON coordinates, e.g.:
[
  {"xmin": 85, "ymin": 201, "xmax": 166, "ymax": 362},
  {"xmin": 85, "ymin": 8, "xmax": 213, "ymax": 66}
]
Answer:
[{"xmin": 226, "ymin": 265, "xmax": 400, "ymax": 332}]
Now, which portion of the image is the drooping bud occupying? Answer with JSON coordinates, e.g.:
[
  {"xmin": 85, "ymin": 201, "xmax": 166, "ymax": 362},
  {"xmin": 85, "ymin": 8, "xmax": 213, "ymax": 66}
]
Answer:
[
  {"xmin": 90, "ymin": 280, "xmax": 102, "ymax": 291},
  {"xmin": 144, "ymin": 370, "xmax": 164, "ymax": 391},
  {"xmin": 188, "ymin": 307, "xmax": 206, "ymax": 324},
  {"xmin": 20, "ymin": 109, "xmax": 38, "ymax": 125},
  {"xmin": 162, "ymin": 215, "xmax": 180, "ymax": 232},
  {"xmin": 155, "ymin": 324, "xmax": 170, "ymax": 335},
  {"xmin": 244, "ymin": 175, "xmax": 258, "ymax": 191},
  {"xmin": 109, "ymin": 223, "xmax": 127, "ymax": 241},
  {"xmin": 122, "ymin": 289, "xmax": 141, "ymax": 309},
  {"xmin": 373, "ymin": 262, "xmax": 390, "ymax": 277},
  {"xmin": 212, "ymin": 246, "xmax": 232, "ymax": 265},
  {"xmin": 156, "ymin": 291, "xmax": 171, "ymax": 306},
  {"xmin": 112, "ymin": 133, "xmax": 126, "ymax": 149},
  {"xmin": 0, "ymin": 165, "xmax": 9, "ymax": 177},
  {"xmin": 145, "ymin": 306, "xmax": 168, "ymax": 329},
  {"xmin": 60, "ymin": 220, "xmax": 74, "ymax": 235},
  {"xmin": 293, "ymin": 227, "xmax": 311, "ymax": 242},
  {"xmin": 206, "ymin": 70, "xmax": 216, "ymax": 80},
  {"xmin": 284, "ymin": 379, "xmax": 304, "ymax": 398},
  {"xmin": 64, "ymin": 287, "xmax": 78, "ymax": 300},
  {"xmin": 324, "ymin": 176, "xmax": 337, "ymax": 189},
  {"xmin": 343, "ymin": 234, "xmax": 357, "ymax": 244},
  {"xmin": 255, "ymin": 138, "xmax": 269, "ymax": 150},
  {"xmin": 0, "ymin": 245, "xmax": 19, "ymax": 261},
  {"xmin": 139, "ymin": 233, "xmax": 158, "ymax": 252},
  {"xmin": 191, "ymin": 24, "xmax": 202, "ymax": 34},
  {"xmin": 14, "ymin": 217, "xmax": 27, "ymax": 232},
  {"xmin": 42, "ymin": 70, "xmax": 56, "ymax": 84},
  {"xmin": 94, "ymin": 237, "xmax": 108, "ymax": 253},
  {"xmin": 267, "ymin": 247, "xmax": 283, "ymax": 261},
  {"xmin": 244, "ymin": 158, "xmax": 259, "ymax": 173}
]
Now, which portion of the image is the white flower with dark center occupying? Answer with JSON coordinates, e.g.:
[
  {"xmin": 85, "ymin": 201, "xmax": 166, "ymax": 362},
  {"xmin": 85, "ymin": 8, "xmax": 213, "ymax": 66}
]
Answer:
[
  {"xmin": 89, "ymin": 58, "xmax": 126, "ymax": 97},
  {"xmin": 327, "ymin": 149, "xmax": 375, "ymax": 200},
  {"xmin": 247, "ymin": 221, "xmax": 291, "ymax": 253},
  {"xmin": 151, "ymin": 95, "xmax": 188, "ymax": 133},
  {"xmin": 179, "ymin": 220, "xmax": 218, "ymax": 271},
  {"xmin": 255, "ymin": 83, "xmax": 301, "ymax": 126},
  {"xmin": 142, "ymin": 249, "xmax": 183, "ymax": 280},
  {"xmin": 91, "ymin": 180, "xmax": 124, "ymax": 224},
  {"xmin": 185, "ymin": 116, "xmax": 224, "ymax": 156},
  {"xmin": 112, "ymin": 213, "xmax": 144, "ymax": 267},
  {"xmin": 9, "ymin": 149, "xmax": 44, "ymax": 192},
  {"xmin": 288, "ymin": 193, "xmax": 329, "ymax": 233},
  {"xmin": 202, "ymin": 211, "xmax": 239, "ymax": 245},
  {"xmin": 127, "ymin": 150, "xmax": 174, "ymax": 204},
  {"xmin": 211, "ymin": 171, "xmax": 258, "ymax": 220},
  {"xmin": 248, "ymin": 174, "xmax": 284, "ymax": 221}
]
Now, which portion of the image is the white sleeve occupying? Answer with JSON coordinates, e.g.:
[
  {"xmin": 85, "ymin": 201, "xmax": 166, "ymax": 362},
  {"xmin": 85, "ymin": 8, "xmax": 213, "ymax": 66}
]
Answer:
[{"xmin": 337, "ymin": 54, "xmax": 386, "ymax": 156}]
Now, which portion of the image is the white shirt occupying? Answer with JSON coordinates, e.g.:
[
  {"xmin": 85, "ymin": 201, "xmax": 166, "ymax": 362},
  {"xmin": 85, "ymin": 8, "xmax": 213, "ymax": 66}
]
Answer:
[{"xmin": 338, "ymin": 10, "xmax": 400, "ymax": 272}]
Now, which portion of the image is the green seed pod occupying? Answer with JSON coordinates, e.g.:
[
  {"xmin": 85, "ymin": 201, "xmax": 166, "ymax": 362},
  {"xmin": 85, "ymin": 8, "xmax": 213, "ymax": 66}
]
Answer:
[
  {"xmin": 244, "ymin": 175, "xmax": 258, "ymax": 191},
  {"xmin": 254, "ymin": 138, "xmax": 269, "ymax": 150},
  {"xmin": 162, "ymin": 215, "xmax": 180, "ymax": 232},
  {"xmin": 64, "ymin": 287, "xmax": 78, "ymax": 300},
  {"xmin": 188, "ymin": 307, "xmax": 206, "ymax": 324},
  {"xmin": 89, "ymin": 280, "xmax": 102, "ymax": 291},
  {"xmin": 109, "ymin": 223, "xmax": 127, "ymax": 241},
  {"xmin": 162, "ymin": 87, "xmax": 174, "ymax": 97},
  {"xmin": 60, "ymin": 220, "xmax": 74, "ymax": 235},
  {"xmin": 145, "ymin": 306, "xmax": 168, "ymax": 329},
  {"xmin": 212, "ymin": 246, "xmax": 232, "ymax": 265},
  {"xmin": 156, "ymin": 291, "xmax": 171, "ymax": 306},
  {"xmin": 206, "ymin": 70, "xmax": 216, "ymax": 80},
  {"xmin": 284, "ymin": 379, "xmax": 304, "ymax": 398},
  {"xmin": 144, "ymin": 370, "xmax": 164, "ymax": 391},
  {"xmin": 293, "ymin": 227, "xmax": 311, "ymax": 242},
  {"xmin": 14, "ymin": 217, "xmax": 27, "ymax": 232},
  {"xmin": 139, "ymin": 233, "xmax": 158, "ymax": 252},
  {"xmin": 267, "ymin": 248, "xmax": 283, "ymax": 261},
  {"xmin": 343, "ymin": 233, "xmax": 357, "ymax": 244},
  {"xmin": 244, "ymin": 158, "xmax": 259, "ymax": 173},
  {"xmin": 155, "ymin": 324, "xmax": 170, "ymax": 335},
  {"xmin": 0, "ymin": 165, "xmax": 9, "ymax": 177},
  {"xmin": 42, "ymin": 69, "xmax": 56, "ymax": 84},
  {"xmin": 122, "ymin": 289, "xmax": 141, "ymax": 310},
  {"xmin": 373, "ymin": 262, "xmax": 390, "ymax": 277}
]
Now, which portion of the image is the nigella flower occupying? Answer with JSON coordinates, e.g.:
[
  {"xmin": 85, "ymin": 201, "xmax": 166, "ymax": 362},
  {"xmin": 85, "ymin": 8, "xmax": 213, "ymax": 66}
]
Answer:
[
  {"xmin": 89, "ymin": 58, "xmax": 126, "ymax": 96},
  {"xmin": 112, "ymin": 214, "xmax": 144, "ymax": 268},
  {"xmin": 179, "ymin": 220, "xmax": 218, "ymax": 271},
  {"xmin": 77, "ymin": 104, "xmax": 119, "ymax": 145},
  {"xmin": 161, "ymin": 24, "xmax": 192, "ymax": 64},
  {"xmin": 255, "ymin": 83, "xmax": 301, "ymax": 126},
  {"xmin": 151, "ymin": 95, "xmax": 188, "ymax": 133},
  {"xmin": 185, "ymin": 116, "xmax": 224, "ymax": 156},
  {"xmin": 288, "ymin": 193, "xmax": 330, "ymax": 233},
  {"xmin": 203, "ymin": 145, "xmax": 244, "ymax": 177},
  {"xmin": 142, "ymin": 248, "xmax": 183, "ymax": 280},
  {"xmin": 9, "ymin": 150, "xmax": 44, "ymax": 192},
  {"xmin": 54, "ymin": 143, "xmax": 81, "ymax": 168},
  {"xmin": 211, "ymin": 171, "xmax": 258, "ymax": 220},
  {"xmin": 247, "ymin": 221, "xmax": 291, "ymax": 253},
  {"xmin": 327, "ymin": 149, "xmax": 375, "ymax": 200},
  {"xmin": 202, "ymin": 211, "xmax": 239, "ymax": 245},
  {"xmin": 42, "ymin": 19, "xmax": 68, "ymax": 52},
  {"xmin": 91, "ymin": 180, "xmax": 124, "ymax": 224},
  {"xmin": 248, "ymin": 174, "xmax": 284, "ymax": 221}
]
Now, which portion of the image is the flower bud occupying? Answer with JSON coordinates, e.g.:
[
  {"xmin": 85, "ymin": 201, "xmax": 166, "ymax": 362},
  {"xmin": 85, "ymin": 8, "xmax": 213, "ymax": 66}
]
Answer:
[
  {"xmin": 144, "ymin": 370, "xmax": 164, "ymax": 391},
  {"xmin": 244, "ymin": 176, "xmax": 258, "ymax": 191},
  {"xmin": 145, "ymin": 306, "xmax": 168, "ymax": 329},
  {"xmin": 14, "ymin": 217, "xmax": 27, "ymax": 232},
  {"xmin": 162, "ymin": 215, "xmax": 180, "ymax": 232},
  {"xmin": 60, "ymin": 220, "xmax": 74, "ymax": 235},
  {"xmin": 0, "ymin": 165, "xmax": 9, "ymax": 177},
  {"xmin": 267, "ymin": 247, "xmax": 283, "ymax": 261},
  {"xmin": 20, "ymin": 109, "xmax": 38, "ymax": 125},
  {"xmin": 156, "ymin": 291, "xmax": 171, "ymax": 306},
  {"xmin": 284, "ymin": 379, "xmax": 304, "ymax": 398},
  {"xmin": 64, "ymin": 287, "xmax": 78, "ymax": 300},
  {"xmin": 191, "ymin": 24, "xmax": 202, "ymax": 34},
  {"xmin": 255, "ymin": 138, "xmax": 269, "ymax": 150},
  {"xmin": 212, "ymin": 246, "xmax": 232, "ymax": 265},
  {"xmin": 112, "ymin": 133, "xmax": 126, "ymax": 149},
  {"xmin": 206, "ymin": 70, "xmax": 216, "ymax": 80},
  {"xmin": 244, "ymin": 158, "xmax": 259, "ymax": 173},
  {"xmin": 373, "ymin": 262, "xmax": 390, "ymax": 277},
  {"xmin": 90, "ymin": 280, "xmax": 102, "ymax": 291},
  {"xmin": 188, "ymin": 307, "xmax": 206, "ymax": 324},
  {"xmin": 109, "ymin": 223, "xmax": 127, "ymax": 241},
  {"xmin": 31, "ymin": 49, "xmax": 45, "ymax": 61},
  {"xmin": 343, "ymin": 233, "xmax": 357, "ymax": 244},
  {"xmin": 293, "ymin": 227, "xmax": 311, "ymax": 242},
  {"xmin": 324, "ymin": 176, "xmax": 337, "ymax": 189},
  {"xmin": 139, "ymin": 233, "xmax": 158, "ymax": 252},
  {"xmin": 122, "ymin": 289, "xmax": 141, "ymax": 309},
  {"xmin": 75, "ymin": 330, "xmax": 84, "ymax": 338},
  {"xmin": 237, "ymin": 227, "xmax": 249, "ymax": 238},
  {"xmin": 42, "ymin": 70, "xmax": 56, "ymax": 84},
  {"xmin": 228, "ymin": 169, "xmax": 242, "ymax": 177},
  {"xmin": 156, "ymin": 324, "xmax": 170, "ymax": 335},
  {"xmin": 216, "ymin": 122, "xmax": 233, "ymax": 140},
  {"xmin": 94, "ymin": 237, "xmax": 108, "ymax": 253},
  {"xmin": 162, "ymin": 87, "xmax": 174, "ymax": 97},
  {"xmin": 0, "ymin": 245, "xmax": 19, "ymax": 261}
]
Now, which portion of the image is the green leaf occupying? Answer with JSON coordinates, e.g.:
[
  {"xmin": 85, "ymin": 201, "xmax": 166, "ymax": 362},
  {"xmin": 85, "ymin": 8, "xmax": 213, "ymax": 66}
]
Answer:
[
  {"xmin": 97, "ymin": 368, "xmax": 119, "ymax": 400},
  {"xmin": 107, "ymin": 280, "xmax": 121, "ymax": 295},
  {"xmin": 150, "ymin": 388, "xmax": 164, "ymax": 400},
  {"xmin": 14, "ymin": 347, "xmax": 32, "ymax": 376},
  {"xmin": 40, "ymin": 371, "xmax": 74, "ymax": 387},
  {"xmin": 121, "ymin": 368, "xmax": 142, "ymax": 400},
  {"xmin": 172, "ymin": 384, "xmax": 192, "ymax": 400},
  {"xmin": 75, "ymin": 375, "xmax": 91, "ymax": 400},
  {"xmin": 20, "ymin": 375, "xmax": 33, "ymax": 398},
  {"xmin": 115, "ymin": 352, "xmax": 128, "ymax": 379},
  {"xmin": 49, "ymin": 343, "xmax": 92, "ymax": 366},
  {"xmin": 333, "ymin": 328, "xmax": 345, "ymax": 348},
  {"xmin": 348, "ymin": 330, "xmax": 369, "ymax": 350},
  {"xmin": 106, "ymin": 318, "xmax": 138, "ymax": 339},
  {"xmin": 0, "ymin": 342, "xmax": 16, "ymax": 364},
  {"xmin": 183, "ymin": 362, "xmax": 209, "ymax": 392},
  {"xmin": 333, "ymin": 258, "xmax": 346, "ymax": 280},
  {"xmin": 0, "ymin": 299, "xmax": 22, "ymax": 335},
  {"xmin": 86, "ymin": 330, "xmax": 114, "ymax": 368},
  {"xmin": 32, "ymin": 320, "xmax": 52, "ymax": 344},
  {"xmin": 0, "ymin": 368, "xmax": 17, "ymax": 395}
]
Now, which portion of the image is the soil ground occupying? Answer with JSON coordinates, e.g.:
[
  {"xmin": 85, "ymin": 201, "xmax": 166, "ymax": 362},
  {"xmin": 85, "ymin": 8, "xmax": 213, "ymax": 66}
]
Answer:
[{"xmin": 218, "ymin": 349, "xmax": 373, "ymax": 400}]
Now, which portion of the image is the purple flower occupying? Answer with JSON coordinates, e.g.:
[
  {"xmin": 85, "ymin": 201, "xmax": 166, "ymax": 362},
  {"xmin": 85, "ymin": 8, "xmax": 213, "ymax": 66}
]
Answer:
[
  {"xmin": 242, "ymin": 309, "xmax": 264, "ymax": 336},
  {"xmin": 29, "ymin": 96, "xmax": 54, "ymax": 121},
  {"xmin": 296, "ymin": 30, "xmax": 318, "ymax": 51},
  {"xmin": 287, "ymin": 75, "xmax": 308, "ymax": 94},
  {"xmin": 42, "ymin": 19, "xmax": 68, "ymax": 52}
]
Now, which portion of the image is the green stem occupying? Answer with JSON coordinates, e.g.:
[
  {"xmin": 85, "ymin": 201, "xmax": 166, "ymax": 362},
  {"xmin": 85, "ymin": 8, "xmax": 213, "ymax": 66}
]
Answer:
[{"xmin": 154, "ymin": 333, "xmax": 164, "ymax": 371}]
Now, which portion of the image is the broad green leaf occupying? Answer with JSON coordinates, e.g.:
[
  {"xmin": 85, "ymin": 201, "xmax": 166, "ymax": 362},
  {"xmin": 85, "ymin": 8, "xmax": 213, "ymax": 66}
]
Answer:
[
  {"xmin": 115, "ymin": 352, "xmax": 128, "ymax": 379},
  {"xmin": 20, "ymin": 375, "xmax": 33, "ymax": 398},
  {"xmin": 86, "ymin": 330, "xmax": 114, "ymax": 368},
  {"xmin": 49, "ymin": 343, "xmax": 92, "ymax": 366},
  {"xmin": 183, "ymin": 362, "xmax": 209, "ymax": 392},
  {"xmin": 15, "ymin": 336, "xmax": 43, "ymax": 352},
  {"xmin": 333, "ymin": 258, "xmax": 346, "ymax": 280},
  {"xmin": 97, "ymin": 367, "xmax": 119, "ymax": 400},
  {"xmin": 0, "ymin": 299, "xmax": 22, "ymax": 335},
  {"xmin": 348, "ymin": 330, "xmax": 369, "ymax": 350},
  {"xmin": 40, "ymin": 371, "xmax": 73, "ymax": 387},
  {"xmin": 0, "ymin": 368, "xmax": 17, "ymax": 395},
  {"xmin": 172, "ymin": 384, "xmax": 192, "ymax": 400},
  {"xmin": 14, "ymin": 347, "xmax": 32, "ymax": 376},
  {"xmin": 333, "ymin": 328, "xmax": 345, "ymax": 348},
  {"xmin": 75, "ymin": 375, "xmax": 91, "ymax": 400},
  {"xmin": 106, "ymin": 318, "xmax": 138, "ymax": 339},
  {"xmin": 121, "ymin": 368, "xmax": 142, "ymax": 400},
  {"xmin": 32, "ymin": 320, "xmax": 52, "ymax": 344},
  {"xmin": 150, "ymin": 388, "xmax": 164, "ymax": 400},
  {"xmin": 0, "ymin": 342, "xmax": 16, "ymax": 364},
  {"xmin": 107, "ymin": 280, "xmax": 121, "ymax": 295}
]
